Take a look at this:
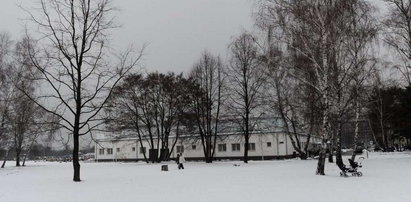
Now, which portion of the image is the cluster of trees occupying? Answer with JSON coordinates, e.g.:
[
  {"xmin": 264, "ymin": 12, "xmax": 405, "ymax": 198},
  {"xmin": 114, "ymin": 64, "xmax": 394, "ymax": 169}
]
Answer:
[
  {"xmin": 105, "ymin": 45, "xmax": 265, "ymax": 164},
  {"xmin": 0, "ymin": 33, "xmax": 57, "ymax": 168},
  {"xmin": 252, "ymin": 0, "xmax": 411, "ymax": 175},
  {"xmin": 255, "ymin": 0, "xmax": 380, "ymax": 175},
  {"xmin": 106, "ymin": 72, "xmax": 194, "ymax": 163},
  {"xmin": 1, "ymin": 0, "xmax": 411, "ymax": 182},
  {"xmin": 1, "ymin": 0, "xmax": 143, "ymax": 182}
]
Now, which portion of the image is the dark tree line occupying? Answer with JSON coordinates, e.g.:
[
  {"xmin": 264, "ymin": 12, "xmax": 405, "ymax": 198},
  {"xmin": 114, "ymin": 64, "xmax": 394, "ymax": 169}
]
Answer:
[
  {"xmin": 367, "ymin": 85, "xmax": 411, "ymax": 150},
  {"xmin": 106, "ymin": 72, "xmax": 194, "ymax": 163}
]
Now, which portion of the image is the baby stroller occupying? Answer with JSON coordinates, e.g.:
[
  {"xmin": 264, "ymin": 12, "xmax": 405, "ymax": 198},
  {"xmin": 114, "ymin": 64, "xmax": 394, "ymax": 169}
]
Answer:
[{"xmin": 339, "ymin": 158, "xmax": 363, "ymax": 177}]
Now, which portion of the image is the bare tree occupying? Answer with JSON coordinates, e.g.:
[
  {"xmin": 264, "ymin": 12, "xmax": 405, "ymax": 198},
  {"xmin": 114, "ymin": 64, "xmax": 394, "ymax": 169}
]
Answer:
[
  {"xmin": 6, "ymin": 37, "xmax": 42, "ymax": 167},
  {"xmin": 257, "ymin": 0, "xmax": 338, "ymax": 174},
  {"xmin": 0, "ymin": 33, "xmax": 12, "ymax": 144},
  {"xmin": 22, "ymin": 0, "xmax": 143, "ymax": 181},
  {"xmin": 189, "ymin": 51, "xmax": 224, "ymax": 163},
  {"xmin": 227, "ymin": 33, "xmax": 266, "ymax": 163},
  {"xmin": 258, "ymin": 26, "xmax": 319, "ymax": 160},
  {"xmin": 344, "ymin": 1, "xmax": 378, "ymax": 161},
  {"xmin": 266, "ymin": 54, "xmax": 316, "ymax": 160},
  {"xmin": 384, "ymin": 0, "xmax": 411, "ymax": 85},
  {"xmin": 0, "ymin": 32, "xmax": 13, "ymax": 168},
  {"xmin": 367, "ymin": 73, "xmax": 394, "ymax": 151}
]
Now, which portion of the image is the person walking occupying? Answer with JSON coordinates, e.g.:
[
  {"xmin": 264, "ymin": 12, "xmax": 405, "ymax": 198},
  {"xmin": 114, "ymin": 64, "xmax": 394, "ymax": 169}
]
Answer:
[
  {"xmin": 176, "ymin": 153, "xmax": 180, "ymax": 165},
  {"xmin": 178, "ymin": 153, "xmax": 185, "ymax": 170}
]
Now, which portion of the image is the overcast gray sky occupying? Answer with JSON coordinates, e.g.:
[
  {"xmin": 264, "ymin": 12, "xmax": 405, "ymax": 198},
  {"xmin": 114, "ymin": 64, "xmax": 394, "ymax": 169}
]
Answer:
[{"xmin": 0, "ymin": 0, "xmax": 255, "ymax": 74}]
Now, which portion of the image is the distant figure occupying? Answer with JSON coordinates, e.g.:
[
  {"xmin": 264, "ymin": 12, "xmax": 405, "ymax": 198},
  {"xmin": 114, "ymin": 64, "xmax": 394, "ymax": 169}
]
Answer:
[
  {"xmin": 176, "ymin": 153, "xmax": 180, "ymax": 165},
  {"xmin": 363, "ymin": 149, "xmax": 369, "ymax": 159},
  {"xmin": 178, "ymin": 153, "xmax": 185, "ymax": 170}
]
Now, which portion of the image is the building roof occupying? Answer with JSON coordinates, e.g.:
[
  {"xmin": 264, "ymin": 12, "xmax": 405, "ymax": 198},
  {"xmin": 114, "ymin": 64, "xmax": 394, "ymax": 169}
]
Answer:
[{"xmin": 96, "ymin": 116, "xmax": 313, "ymax": 142}]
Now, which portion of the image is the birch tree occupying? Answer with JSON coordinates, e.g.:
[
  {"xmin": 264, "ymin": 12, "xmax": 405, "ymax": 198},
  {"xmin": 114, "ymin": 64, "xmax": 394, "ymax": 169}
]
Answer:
[
  {"xmin": 256, "ymin": 0, "xmax": 377, "ymax": 174},
  {"xmin": 384, "ymin": 0, "xmax": 411, "ymax": 85},
  {"xmin": 7, "ymin": 37, "xmax": 42, "ymax": 167},
  {"xmin": 257, "ymin": 0, "xmax": 339, "ymax": 175}
]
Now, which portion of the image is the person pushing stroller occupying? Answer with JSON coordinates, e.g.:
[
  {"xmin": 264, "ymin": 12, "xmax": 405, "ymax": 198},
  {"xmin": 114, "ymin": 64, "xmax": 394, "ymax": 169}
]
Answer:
[{"xmin": 339, "ymin": 158, "xmax": 363, "ymax": 177}]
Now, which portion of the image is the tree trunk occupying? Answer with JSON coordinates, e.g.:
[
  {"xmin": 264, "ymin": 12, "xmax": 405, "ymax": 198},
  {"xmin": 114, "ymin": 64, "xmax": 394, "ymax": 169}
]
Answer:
[
  {"xmin": 378, "ymin": 91, "xmax": 387, "ymax": 151},
  {"xmin": 1, "ymin": 150, "xmax": 9, "ymax": 168},
  {"xmin": 244, "ymin": 134, "xmax": 249, "ymax": 163},
  {"xmin": 243, "ymin": 113, "xmax": 250, "ymax": 163},
  {"xmin": 73, "ymin": 133, "xmax": 81, "ymax": 182},
  {"xmin": 351, "ymin": 98, "xmax": 361, "ymax": 161},
  {"xmin": 22, "ymin": 138, "xmax": 36, "ymax": 167},
  {"xmin": 316, "ymin": 147, "xmax": 326, "ymax": 175},
  {"xmin": 367, "ymin": 116, "xmax": 379, "ymax": 149},
  {"xmin": 316, "ymin": 104, "xmax": 329, "ymax": 175},
  {"xmin": 139, "ymin": 142, "xmax": 148, "ymax": 163},
  {"xmin": 328, "ymin": 138, "xmax": 334, "ymax": 163},
  {"xmin": 328, "ymin": 149, "xmax": 333, "ymax": 163},
  {"xmin": 16, "ymin": 148, "xmax": 21, "ymax": 167},
  {"xmin": 316, "ymin": 90, "xmax": 330, "ymax": 175},
  {"xmin": 206, "ymin": 141, "xmax": 212, "ymax": 163},
  {"xmin": 335, "ymin": 138, "xmax": 344, "ymax": 171}
]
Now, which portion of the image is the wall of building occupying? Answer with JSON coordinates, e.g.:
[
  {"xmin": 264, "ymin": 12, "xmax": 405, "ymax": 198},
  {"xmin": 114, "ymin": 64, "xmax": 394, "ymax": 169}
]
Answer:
[
  {"xmin": 95, "ymin": 139, "xmax": 138, "ymax": 161},
  {"xmin": 95, "ymin": 133, "xmax": 315, "ymax": 162}
]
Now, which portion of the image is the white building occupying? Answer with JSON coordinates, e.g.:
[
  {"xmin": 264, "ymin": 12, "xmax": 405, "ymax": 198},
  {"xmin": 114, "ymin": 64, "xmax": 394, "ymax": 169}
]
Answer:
[{"xmin": 95, "ymin": 117, "xmax": 321, "ymax": 162}]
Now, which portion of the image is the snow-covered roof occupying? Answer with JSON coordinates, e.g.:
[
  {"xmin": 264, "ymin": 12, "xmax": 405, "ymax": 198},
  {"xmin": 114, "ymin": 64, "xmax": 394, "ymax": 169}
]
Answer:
[{"xmin": 96, "ymin": 116, "xmax": 316, "ymax": 142}]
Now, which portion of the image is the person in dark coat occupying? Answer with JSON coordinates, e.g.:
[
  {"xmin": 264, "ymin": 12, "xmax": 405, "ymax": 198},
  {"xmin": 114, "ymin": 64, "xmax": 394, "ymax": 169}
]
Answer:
[{"xmin": 176, "ymin": 153, "xmax": 180, "ymax": 165}]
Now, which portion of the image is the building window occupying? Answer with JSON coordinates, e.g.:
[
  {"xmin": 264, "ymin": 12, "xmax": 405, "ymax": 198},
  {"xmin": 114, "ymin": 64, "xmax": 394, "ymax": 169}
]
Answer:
[
  {"xmin": 107, "ymin": 148, "xmax": 113, "ymax": 155},
  {"xmin": 267, "ymin": 142, "xmax": 272, "ymax": 147},
  {"xmin": 192, "ymin": 145, "xmax": 196, "ymax": 150},
  {"xmin": 279, "ymin": 141, "xmax": 284, "ymax": 144},
  {"xmin": 248, "ymin": 143, "xmax": 256, "ymax": 151},
  {"xmin": 140, "ymin": 147, "xmax": 146, "ymax": 154},
  {"xmin": 176, "ymin": 146, "xmax": 184, "ymax": 153},
  {"xmin": 99, "ymin": 149, "xmax": 104, "ymax": 155},
  {"xmin": 132, "ymin": 147, "xmax": 136, "ymax": 151},
  {"xmin": 218, "ymin": 144, "xmax": 226, "ymax": 152},
  {"xmin": 116, "ymin": 148, "xmax": 120, "ymax": 152},
  {"xmin": 232, "ymin": 143, "xmax": 241, "ymax": 152}
]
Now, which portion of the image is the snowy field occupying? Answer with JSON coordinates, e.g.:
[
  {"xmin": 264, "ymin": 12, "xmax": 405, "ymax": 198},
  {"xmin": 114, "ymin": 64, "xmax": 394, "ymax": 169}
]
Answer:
[{"xmin": 1, "ymin": 152, "xmax": 410, "ymax": 202}]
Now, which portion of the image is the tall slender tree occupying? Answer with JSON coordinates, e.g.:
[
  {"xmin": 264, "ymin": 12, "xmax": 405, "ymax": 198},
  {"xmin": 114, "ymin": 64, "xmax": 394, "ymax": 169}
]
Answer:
[
  {"xmin": 227, "ymin": 33, "xmax": 266, "ymax": 163},
  {"xmin": 0, "ymin": 32, "xmax": 13, "ymax": 168},
  {"xmin": 8, "ymin": 37, "xmax": 41, "ymax": 167},
  {"xmin": 189, "ymin": 51, "xmax": 224, "ymax": 163}
]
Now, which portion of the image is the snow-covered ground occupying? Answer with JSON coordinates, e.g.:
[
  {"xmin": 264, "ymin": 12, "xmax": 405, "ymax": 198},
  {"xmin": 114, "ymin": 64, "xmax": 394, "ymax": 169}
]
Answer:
[{"xmin": 0, "ymin": 152, "xmax": 410, "ymax": 202}]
